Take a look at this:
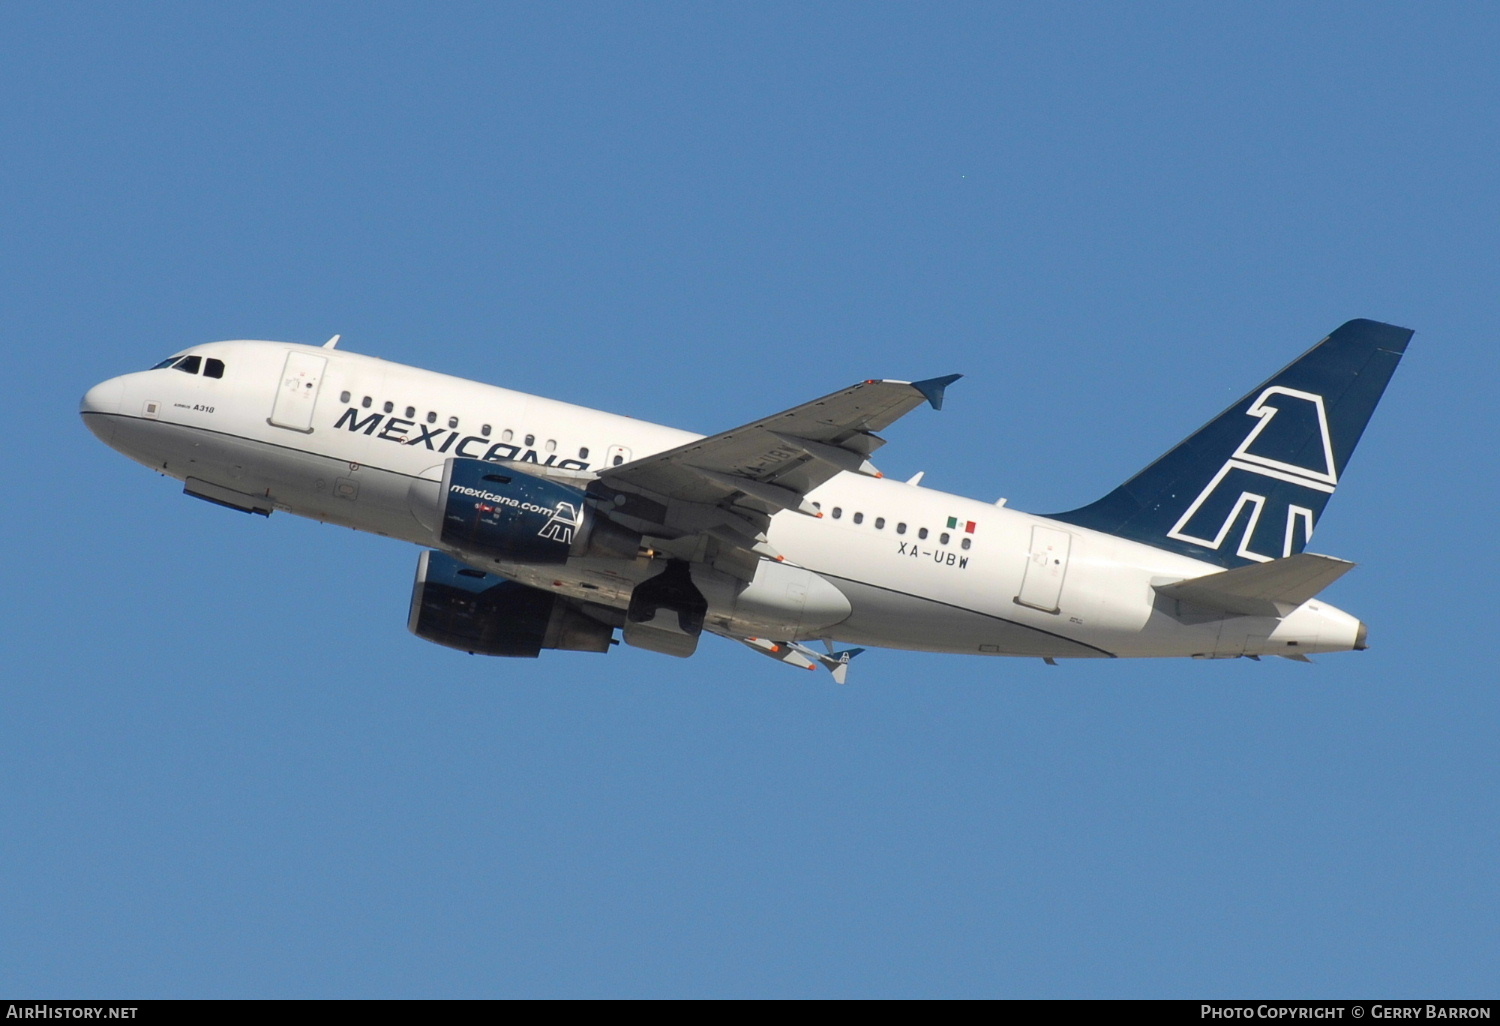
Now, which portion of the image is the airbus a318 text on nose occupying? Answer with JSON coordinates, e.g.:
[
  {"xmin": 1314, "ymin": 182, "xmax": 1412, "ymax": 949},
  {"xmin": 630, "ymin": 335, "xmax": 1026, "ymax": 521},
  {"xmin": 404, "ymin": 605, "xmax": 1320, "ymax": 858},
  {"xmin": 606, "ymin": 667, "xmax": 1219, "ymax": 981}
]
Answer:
[{"xmin": 80, "ymin": 319, "xmax": 1412, "ymax": 681}]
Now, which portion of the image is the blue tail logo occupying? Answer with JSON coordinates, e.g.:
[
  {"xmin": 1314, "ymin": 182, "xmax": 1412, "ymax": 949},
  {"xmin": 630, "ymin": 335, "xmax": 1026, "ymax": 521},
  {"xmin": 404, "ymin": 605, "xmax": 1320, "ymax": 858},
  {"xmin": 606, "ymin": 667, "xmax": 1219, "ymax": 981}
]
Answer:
[
  {"xmin": 1051, "ymin": 319, "xmax": 1412, "ymax": 568},
  {"xmin": 1167, "ymin": 386, "xmax": 1337, "ymax": 562}
]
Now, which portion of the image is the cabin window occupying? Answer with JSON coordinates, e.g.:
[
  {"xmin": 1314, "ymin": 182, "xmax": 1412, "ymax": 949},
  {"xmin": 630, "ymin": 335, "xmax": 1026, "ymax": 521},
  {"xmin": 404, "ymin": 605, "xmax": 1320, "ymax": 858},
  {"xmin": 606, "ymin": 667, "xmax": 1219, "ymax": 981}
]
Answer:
[
  {"xmin": 853, "ymin": 512, "xmax": 864, "ymax": 525},
  {"xmin": 896, "ymin": 522, "xmax": 906, "ymax": 535},
  {"xmin": 832, "ymin": 507, "xmax": 842, "ymax": 519},
  {"xmin": 579, "ymin": 447, "xmax": 589, "ymax": 459},
  {"xmin": 545, "ymin": 439, "xmax": 556, "ymax": 453},
  {"xmin": 940, "ymin": 532, "xmax": 950, "ymax": 545},
  {"xmin": 482, "ymin": 424, "xmax": 492, "ymax": 437},
  {"xmin": 361, "ymin": 396, "xmax": 372, "ymax": 409},
  {"xmin": 918, "ymin": 527, "xmax": 929, "ymax": 540},
  {"xmin": 448, "ymin": 416, "xmax": 459, "ymax": 429},
  {"xmin": 961, "ymin": 538, "xmax": 971, "ymax": 550},
  {"xmin": 502, "ymin": 429, "xmax": 514, "ymax": 442},
  {"xmin": 383, "ymin": 401, "xmax": 394, "ymax": 414},
  {"xmin": 174, "ymin": 356, "xmax": 202, "ymax": 375},
  {"xmin": 875, "ymin": 517, "xmax": 885, "ymax": 529},
  {"xmin": 405, "ymin": 406, "xmax": 416, "ymax": 419},
  {"xmin": 204, "ymin": 359, "xmax": 225, "ymax": 379},
  {"xmin": 524, "ymin": 434, "xmax": 535, "ymax": 447},
  {"xmin": 339, "ymin": 391, "xmax": 351, "ymax": 403},
  {"xmin": 612, "ymin": 455, "xmax": 624, "ymax": 466},
  {"xmin": 426, "ymin": 411, "xmax": 437, "ymax": 424}
]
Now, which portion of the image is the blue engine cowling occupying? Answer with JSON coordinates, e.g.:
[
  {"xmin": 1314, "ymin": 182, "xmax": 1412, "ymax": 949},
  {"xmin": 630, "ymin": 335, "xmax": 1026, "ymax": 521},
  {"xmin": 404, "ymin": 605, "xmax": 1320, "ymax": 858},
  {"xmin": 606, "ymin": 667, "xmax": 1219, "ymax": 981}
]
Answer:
[
  {"xmin": 409, "ymin": 458, "xmax": 642, "ymax": 566},
  {"xmin": 438, "ymin": 458, "xmax": 588, "ymax": 564},
  {"xmin": 408, "ymin": 550, "xmax": 614, "ymax": 657}
]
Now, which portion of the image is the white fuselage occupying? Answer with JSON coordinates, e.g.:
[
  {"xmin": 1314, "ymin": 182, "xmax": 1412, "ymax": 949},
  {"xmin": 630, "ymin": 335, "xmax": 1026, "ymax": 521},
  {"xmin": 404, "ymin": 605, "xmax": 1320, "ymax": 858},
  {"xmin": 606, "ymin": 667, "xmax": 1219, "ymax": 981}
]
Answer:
[{"xmin": 80, "ymin": 340, "xmax": 1366, "ymax": 660}]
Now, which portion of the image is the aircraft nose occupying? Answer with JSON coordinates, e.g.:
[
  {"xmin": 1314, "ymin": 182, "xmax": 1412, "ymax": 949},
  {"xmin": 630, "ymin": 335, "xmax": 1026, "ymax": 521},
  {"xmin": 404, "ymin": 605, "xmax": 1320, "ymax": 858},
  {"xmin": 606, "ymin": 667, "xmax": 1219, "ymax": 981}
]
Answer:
[
  {"xmin": 80, "ymin": 377, "xmax": 124, "ymax": 444},
  {"xmin": 80, "ymin": 377, "xmax": 123, "ymax": 417}
]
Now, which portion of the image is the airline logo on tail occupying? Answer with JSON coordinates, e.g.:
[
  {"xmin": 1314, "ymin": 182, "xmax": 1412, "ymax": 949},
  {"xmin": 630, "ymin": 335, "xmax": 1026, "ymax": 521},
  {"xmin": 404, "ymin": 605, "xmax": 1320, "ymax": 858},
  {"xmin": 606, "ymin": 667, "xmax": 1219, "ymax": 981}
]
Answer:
[{"xmin": 1166, "ymin": 387, "xmax": 1337, "ymax": 563}]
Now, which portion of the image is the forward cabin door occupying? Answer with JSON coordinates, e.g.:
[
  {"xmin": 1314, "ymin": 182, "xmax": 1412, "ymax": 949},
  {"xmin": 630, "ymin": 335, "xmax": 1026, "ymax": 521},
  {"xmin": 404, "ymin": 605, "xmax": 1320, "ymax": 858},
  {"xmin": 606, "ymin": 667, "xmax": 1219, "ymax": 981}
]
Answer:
[
  {"xmin": 269, "ymin": 352, "xmax": 327, "ymax": 433},
  {"xmin": 1015, "ymin": 526, "xmax": 1071, "ymax": 613}
]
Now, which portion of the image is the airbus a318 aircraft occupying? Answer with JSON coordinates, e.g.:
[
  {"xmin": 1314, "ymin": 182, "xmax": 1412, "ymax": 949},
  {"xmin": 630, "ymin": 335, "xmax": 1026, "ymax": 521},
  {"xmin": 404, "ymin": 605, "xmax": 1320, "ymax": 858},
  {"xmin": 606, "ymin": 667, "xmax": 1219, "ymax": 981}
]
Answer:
[{"xmin": 80, "ymin": 319, "xmax": 1411, "ymax": 681}]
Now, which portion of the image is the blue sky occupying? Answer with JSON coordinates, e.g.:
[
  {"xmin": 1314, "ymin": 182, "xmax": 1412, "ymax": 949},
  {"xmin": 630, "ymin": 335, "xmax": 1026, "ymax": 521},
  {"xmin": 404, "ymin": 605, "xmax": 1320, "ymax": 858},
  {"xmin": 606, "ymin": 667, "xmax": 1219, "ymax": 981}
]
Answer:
[{"xmin": 3, "ymin": 2, "xmax": 1496, "ymax": 998}]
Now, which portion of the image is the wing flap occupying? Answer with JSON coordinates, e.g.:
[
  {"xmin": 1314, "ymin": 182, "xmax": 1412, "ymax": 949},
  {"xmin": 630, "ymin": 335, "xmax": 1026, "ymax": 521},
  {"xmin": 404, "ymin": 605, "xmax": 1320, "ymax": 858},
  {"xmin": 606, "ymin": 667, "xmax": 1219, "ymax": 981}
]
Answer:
[{"xmin": 687, "ymin": 466, "xmax": 823, "ymax": 517}]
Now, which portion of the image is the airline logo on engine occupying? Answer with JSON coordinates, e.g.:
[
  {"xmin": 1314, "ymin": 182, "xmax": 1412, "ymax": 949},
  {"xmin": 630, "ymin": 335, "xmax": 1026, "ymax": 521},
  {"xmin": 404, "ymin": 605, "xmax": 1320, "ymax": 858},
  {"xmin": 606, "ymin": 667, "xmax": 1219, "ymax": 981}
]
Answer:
[
  {"xmin": 538, "ymin": 503, "xmax": 582, "ymax": 545},
  {"xmin": 448, "ymin": 484, "xmax": 581, "ymax": 548},
  {"xmin": 1166, "ymin": 386, "xmax": 1337, "ymax": 563}
]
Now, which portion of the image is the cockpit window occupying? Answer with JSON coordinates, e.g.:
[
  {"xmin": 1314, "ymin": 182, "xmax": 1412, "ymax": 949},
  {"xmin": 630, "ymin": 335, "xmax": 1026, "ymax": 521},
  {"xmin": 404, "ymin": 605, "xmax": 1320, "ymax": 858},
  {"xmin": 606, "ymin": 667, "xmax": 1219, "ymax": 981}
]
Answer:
[{"xmin": 150, "ymin": 353, "xmax": 222, "ymax": 375}]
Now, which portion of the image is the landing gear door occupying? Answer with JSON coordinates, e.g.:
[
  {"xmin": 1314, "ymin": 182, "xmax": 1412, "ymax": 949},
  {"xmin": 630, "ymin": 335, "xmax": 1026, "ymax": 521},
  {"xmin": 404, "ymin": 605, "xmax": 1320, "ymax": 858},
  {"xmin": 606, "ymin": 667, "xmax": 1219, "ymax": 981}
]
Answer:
[
  {"xmin": 269, "ymin": 352, "xmax": 327, "ymax": 433},
  {"xmin": 1015, "ymin": 526, "xmax": 1071, "ymax": 614}
]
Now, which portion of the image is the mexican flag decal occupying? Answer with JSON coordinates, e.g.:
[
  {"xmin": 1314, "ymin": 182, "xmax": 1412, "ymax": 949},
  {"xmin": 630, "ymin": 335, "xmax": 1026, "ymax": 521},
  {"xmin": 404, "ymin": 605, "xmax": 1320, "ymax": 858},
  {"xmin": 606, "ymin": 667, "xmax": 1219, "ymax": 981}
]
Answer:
[{"xmin": 946, "ymin": 516, "xmax": 977, "ymax": 534}]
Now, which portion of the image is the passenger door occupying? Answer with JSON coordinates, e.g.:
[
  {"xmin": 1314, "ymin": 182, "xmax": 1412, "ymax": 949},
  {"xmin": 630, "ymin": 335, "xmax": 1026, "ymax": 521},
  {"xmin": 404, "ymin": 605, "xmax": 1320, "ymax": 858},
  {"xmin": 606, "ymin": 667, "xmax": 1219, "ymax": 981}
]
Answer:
[
  {"xmin": 1015, "ymin": 526, "xmax": 1071, "ymax": 614},
  {"xmin": 269, "ymin": 352, "xmax": 327, "ymax": 433}
]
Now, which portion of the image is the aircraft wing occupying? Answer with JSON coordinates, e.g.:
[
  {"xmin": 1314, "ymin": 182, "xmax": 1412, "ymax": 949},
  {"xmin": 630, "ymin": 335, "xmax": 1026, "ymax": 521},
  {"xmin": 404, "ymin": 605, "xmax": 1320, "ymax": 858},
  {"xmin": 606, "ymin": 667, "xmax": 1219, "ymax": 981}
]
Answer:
[{"xmin": 592, "ymin": 374, "xmax": 960, "ymax": 576}]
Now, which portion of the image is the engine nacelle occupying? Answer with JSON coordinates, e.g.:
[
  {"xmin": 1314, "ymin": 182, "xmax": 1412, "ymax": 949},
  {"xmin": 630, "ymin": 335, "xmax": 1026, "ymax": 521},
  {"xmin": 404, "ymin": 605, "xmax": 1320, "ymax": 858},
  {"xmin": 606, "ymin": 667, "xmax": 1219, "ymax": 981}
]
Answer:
[
  {"xmin": 408, "ymin": 458, "xmax": 640, "ymax": 565},
  {"xmin": 407, "ymin": 550, "xmax": 613, "ymax": 657}
]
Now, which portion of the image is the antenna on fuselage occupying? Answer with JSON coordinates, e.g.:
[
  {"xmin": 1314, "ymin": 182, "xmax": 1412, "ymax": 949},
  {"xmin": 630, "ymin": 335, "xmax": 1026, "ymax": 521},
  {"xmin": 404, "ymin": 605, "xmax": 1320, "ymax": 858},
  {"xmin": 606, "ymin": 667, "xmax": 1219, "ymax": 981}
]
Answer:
[{"xmin": 322, "ymin": 334, "xmax": 341, "ymax": 349}]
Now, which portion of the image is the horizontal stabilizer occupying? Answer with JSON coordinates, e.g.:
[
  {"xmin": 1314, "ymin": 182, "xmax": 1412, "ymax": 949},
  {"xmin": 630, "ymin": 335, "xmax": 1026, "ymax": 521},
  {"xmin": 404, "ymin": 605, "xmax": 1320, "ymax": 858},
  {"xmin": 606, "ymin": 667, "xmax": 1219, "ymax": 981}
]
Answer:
[
  {"xmin": 788, "ymin": 642, "xmax": 865, "ymax": 684},
  {"xmin": 737, "ymin": 637, "xmax": 866, "ymax": 682},
  {"xmin": 740, "ymin": 636, "xmax": 818, "ymax": 671},
  {"xmin": 1154, "ymin": 553, "xmax": 1355, "ymax": 618}
]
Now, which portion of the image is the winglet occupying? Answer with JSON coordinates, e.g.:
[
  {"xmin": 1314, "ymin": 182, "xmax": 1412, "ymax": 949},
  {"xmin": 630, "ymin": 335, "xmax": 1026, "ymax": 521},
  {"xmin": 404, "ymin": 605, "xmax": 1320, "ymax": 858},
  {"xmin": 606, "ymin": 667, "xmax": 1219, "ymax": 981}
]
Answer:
[{"xmin": 911, "ymin": 374, "xmax": 962, "ymax": 411}]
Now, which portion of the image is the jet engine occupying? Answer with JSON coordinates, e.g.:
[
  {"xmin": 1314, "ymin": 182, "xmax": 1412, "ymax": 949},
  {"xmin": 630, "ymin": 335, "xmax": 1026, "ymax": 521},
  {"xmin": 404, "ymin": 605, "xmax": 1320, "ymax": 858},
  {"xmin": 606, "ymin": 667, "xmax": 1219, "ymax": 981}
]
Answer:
[
  {"xmin": 407, "ymin": 549, "xmax": 613, "ymax": 657},
  {"xmin": 408, "ymin": 457, "xmax": 640, "ymax": 565}
]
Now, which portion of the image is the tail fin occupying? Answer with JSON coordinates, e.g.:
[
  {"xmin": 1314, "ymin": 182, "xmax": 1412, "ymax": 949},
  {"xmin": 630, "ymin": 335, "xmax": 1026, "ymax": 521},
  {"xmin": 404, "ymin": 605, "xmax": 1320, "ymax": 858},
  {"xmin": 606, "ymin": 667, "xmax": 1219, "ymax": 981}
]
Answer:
[{"xmin": 1050, "ymin": 319, "xmax": 1412, "ymax": 567}]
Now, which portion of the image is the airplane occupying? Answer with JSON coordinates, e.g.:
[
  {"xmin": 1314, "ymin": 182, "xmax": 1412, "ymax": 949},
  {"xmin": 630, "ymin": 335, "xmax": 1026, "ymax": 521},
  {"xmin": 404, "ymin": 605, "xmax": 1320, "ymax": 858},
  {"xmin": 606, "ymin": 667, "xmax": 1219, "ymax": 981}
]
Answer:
[{"xmin": 79, "ymin": 319, "xmax": 1411, "ymax": 681}]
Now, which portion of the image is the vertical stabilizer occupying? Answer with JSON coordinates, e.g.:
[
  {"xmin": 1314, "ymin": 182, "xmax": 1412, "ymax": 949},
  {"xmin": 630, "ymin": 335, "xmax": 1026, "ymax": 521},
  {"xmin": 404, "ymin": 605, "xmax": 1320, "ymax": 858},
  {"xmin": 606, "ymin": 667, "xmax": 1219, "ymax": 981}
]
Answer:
[{"xmin": 1049, "ymin": 319, "xmax": 1412, "ymax": 568}]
